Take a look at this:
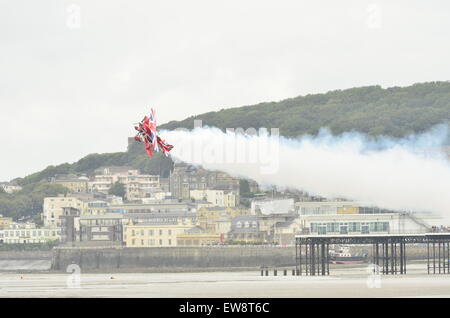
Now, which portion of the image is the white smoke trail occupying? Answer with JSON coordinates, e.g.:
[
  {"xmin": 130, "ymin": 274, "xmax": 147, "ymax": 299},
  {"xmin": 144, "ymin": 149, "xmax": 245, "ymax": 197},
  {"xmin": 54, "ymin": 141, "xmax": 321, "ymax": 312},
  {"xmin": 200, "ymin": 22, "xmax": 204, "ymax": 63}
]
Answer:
[{"xmin": 162, "ymin": 124, "xmax": 450, "ymax": 218}]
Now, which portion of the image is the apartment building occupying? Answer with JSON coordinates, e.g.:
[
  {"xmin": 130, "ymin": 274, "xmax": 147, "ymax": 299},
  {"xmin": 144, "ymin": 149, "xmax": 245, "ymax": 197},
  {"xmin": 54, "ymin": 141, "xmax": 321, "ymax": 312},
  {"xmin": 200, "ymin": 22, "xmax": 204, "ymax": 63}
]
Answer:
[
  {"xmin": 91, "ymin": 167, "xmax": 160, "ymax": 201},
  {"xmin": 169, "ymin": 163, "xmax": 240, "ymax": 200},
  {"xmin": 0, "ymin": 222, "xmax": 61, "ymax": 244},
  {"xmin": 190, "ymin": 189, "xmax": 238, "ymax": 207},
  {"xmin": 123, "ymin": 212, "xmax": 197, "ymax": 247},
  {"xmin": 43, "ymin": 196, "xmax": 85, "ymax": 227},
  {"xmin": 51, "ymin": 175, "xmax": 89, "ymax": 193}
]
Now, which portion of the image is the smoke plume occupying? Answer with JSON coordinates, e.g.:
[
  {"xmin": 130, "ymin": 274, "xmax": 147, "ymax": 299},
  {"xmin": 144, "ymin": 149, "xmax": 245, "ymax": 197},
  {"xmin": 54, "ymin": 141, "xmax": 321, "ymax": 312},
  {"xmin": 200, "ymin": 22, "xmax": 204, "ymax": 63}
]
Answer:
[{"xmin": 162, "ymin": 124, "xmax": 450, "ymax": 218}]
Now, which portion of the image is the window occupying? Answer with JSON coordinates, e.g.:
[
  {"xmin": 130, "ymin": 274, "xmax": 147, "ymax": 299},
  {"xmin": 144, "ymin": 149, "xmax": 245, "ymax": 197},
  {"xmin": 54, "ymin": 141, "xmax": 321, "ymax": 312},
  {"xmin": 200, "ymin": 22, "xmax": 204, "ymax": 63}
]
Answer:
[
  {"xmin": 159, "ymin": 230, "xmax": 163, "ymax": 236},
  {"xmin": 350, "ymin": 222, "xmax": 360, "ymax": 232},
  {"xmin": 332, "ymin": 223, "xmax": 339, "ymax": 232},
  {"xmin": 92, "ymin": 234, "xmax": 109, "ymax": 240},
  {"xmin": 159, "ymin": 239, "xmax": 163, "ymax": 245},
  {"xmin": 149, "ymin": 230, "xmax": 154, "ymax": 236},
  {"xmin": 361, "ymin": 224, "xmax": 369, "ymax": 234},
  {"xmin": 375, "ymin": 222, "xmax": 388, "ymax": 232},
  {"xmin": 168, "ymin": 239, "xmax": 172, "ymax": 245},
  {"xmin": 318, "ymin": 226, "xmax": 327, "ymax": 235},
  {"xmin": 168, "ymin": 230, "xmax": 172, "ymax": 236}
]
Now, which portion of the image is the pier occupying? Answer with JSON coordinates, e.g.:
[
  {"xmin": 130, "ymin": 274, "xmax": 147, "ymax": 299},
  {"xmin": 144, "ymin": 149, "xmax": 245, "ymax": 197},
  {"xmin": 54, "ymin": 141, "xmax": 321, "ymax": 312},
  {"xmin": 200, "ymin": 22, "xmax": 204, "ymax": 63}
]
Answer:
[{"xmin": 295, "ymin": 233, "xmax": 450, "ymax": 275}]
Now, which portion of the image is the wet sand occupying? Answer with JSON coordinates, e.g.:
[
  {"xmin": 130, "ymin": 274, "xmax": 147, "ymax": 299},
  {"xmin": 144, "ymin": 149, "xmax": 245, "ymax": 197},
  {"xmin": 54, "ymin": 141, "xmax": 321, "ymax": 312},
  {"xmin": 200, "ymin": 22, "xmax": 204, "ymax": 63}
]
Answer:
[{"xmin": 1, "ymin": 262, "xmax": 450, "ymax": 298}]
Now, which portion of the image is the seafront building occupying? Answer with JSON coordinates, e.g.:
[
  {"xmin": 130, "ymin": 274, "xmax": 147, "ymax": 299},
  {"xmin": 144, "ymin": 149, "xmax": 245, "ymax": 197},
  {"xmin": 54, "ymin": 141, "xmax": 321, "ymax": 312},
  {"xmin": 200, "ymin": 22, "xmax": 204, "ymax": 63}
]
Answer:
[
  {"xmin": 228, "ymin": 215, "xmax": 262, "ymax": 243},
  {"xmin": 0, "ymin": 222, "xmax": 61, "ymax": 244},
  {"xmin": 43, "ymin": 193, "xmax": 124, "ymax": 227},
  {"xmin": 176, "ymin": 226, "xmax": 221, "ymax": 246},
  {"xmin": 266, "ymin": 201, "xmax": 439, "ymax": 245},
  {"xmin": 79, "ymin": 213, "xmax": 124, "ymax": 243},
  {"xmin": 42, "ymin": 195, "xmax": 86, "ymax": 227},
  {"xmin": 123, "ymin": 211, "xmax": 197, "ymax": 247}
]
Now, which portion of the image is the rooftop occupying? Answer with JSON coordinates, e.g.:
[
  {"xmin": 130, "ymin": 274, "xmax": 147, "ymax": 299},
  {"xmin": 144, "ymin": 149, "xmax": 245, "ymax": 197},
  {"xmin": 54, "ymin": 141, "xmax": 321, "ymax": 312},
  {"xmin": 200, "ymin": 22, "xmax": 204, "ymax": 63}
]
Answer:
[{"xmin": 80, "ymin": 213, "xmax": 123, "ymax": 219}]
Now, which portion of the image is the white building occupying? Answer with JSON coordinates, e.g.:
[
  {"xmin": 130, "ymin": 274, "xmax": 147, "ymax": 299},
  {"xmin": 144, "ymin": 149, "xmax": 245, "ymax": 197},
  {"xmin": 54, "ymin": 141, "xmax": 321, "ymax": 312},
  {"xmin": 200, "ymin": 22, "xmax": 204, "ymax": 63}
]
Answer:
[
  {"xmin": 43, "ymin": 196, "xmax": 85, "ymax": 227},
  {"xmin": 0, "ymin": 222, "xmax": 61, "ymax": 244},
  {"xmin": 296, "ymin": 212, "xmax": 440, "ymax": 235},
  {"xmin": 142, "ymin": 192, "xmax": 172, "ymax": 202},
  {"xmin": 271, "ymin": 212, "xmax": 441, "ymax": 246},
  {"xmin": 190, "ymin": 189, "xmax": 238, "ymax": 207},
  {"xmin": 90, "ymin": 168, "xmax": 160, "ymax": 201},
  {"xmin": 251, "ymin": 198, "xmax": 295, "ymax": 215},
  {"xmin": 295, "ymin": 201, "xmax": 361, "ymax": 215}
]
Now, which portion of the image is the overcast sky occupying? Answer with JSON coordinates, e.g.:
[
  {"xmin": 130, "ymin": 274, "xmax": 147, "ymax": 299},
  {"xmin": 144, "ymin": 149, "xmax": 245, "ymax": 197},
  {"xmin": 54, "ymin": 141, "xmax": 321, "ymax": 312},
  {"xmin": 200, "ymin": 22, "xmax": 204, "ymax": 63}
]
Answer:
[{"xmin": 1, "ymin": 0, "xmax": 449, "ymax": 181}]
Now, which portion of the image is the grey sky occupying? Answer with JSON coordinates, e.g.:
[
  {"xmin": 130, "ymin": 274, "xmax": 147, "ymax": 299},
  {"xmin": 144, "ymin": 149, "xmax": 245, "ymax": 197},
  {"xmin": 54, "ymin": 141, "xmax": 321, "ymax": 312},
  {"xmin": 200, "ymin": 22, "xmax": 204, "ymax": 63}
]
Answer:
[{"xmin": 1, "ymin": 0, "xmax": 449, "ymax": 181}]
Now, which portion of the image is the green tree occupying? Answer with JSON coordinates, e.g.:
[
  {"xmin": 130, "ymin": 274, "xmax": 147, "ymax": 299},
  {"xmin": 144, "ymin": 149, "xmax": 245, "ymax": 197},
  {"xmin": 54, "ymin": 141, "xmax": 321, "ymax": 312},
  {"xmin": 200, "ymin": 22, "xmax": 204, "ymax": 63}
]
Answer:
[
  {"xmin": 239, "ymin": 179, "xmax": 254, "ymax": 198},
  {"xmin": 109, "ymin": 181, "xmax": 126, "ymax": 199},
  {"xmin": 0, "ymin": 182, "xmax": 68, "ymax": 220}
]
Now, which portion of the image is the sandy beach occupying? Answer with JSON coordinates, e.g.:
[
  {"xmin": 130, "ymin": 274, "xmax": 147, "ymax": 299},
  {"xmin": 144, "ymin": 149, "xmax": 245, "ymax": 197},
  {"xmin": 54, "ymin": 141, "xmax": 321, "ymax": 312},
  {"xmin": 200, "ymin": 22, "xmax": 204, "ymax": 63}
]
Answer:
[{"xmin": 1, "ymin": 262, "xmax": 450, "ymax": 298}]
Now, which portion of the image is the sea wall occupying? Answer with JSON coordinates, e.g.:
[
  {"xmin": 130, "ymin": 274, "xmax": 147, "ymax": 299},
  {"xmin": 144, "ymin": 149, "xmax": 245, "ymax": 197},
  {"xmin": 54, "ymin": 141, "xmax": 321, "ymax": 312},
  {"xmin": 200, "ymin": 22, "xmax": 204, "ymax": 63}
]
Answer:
[
  {"xmin": 0, "ymin": 250, "xmax": 52, "ymax": 260},
  {"xmin": 0, "ymin": 251, "xmax": 53, "ymax": 272},
  {"xmin": 51, "ymin": 246, "xmax": 296, "ymax": 272},
  {"xmin": 49, "ymin": 244, "xmax": 432, "ymax": 273}
]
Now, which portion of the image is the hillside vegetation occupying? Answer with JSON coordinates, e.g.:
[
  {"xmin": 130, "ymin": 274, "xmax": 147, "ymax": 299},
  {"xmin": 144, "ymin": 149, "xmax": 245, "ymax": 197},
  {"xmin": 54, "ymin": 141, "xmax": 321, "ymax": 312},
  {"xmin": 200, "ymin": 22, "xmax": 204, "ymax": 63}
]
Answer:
[
  {"xmin": 14, "ymin": 142, "xmax": 173, "ymax": 186},
  {"xmin": 161, "ymin": 82, "xmax": 450, "ymax": 137},
  {"xmin": 0, "ymin": 183, "xmax": 69, "ymax": 222}
]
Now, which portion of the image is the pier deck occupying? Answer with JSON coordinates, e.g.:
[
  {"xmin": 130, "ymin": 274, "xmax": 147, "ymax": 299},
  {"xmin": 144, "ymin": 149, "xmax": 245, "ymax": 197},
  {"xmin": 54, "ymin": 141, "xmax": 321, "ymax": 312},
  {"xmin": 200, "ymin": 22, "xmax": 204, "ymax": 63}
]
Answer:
[{"xmin": 295, "ymin": 233, "xmax": 450, "ymax": 275}]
